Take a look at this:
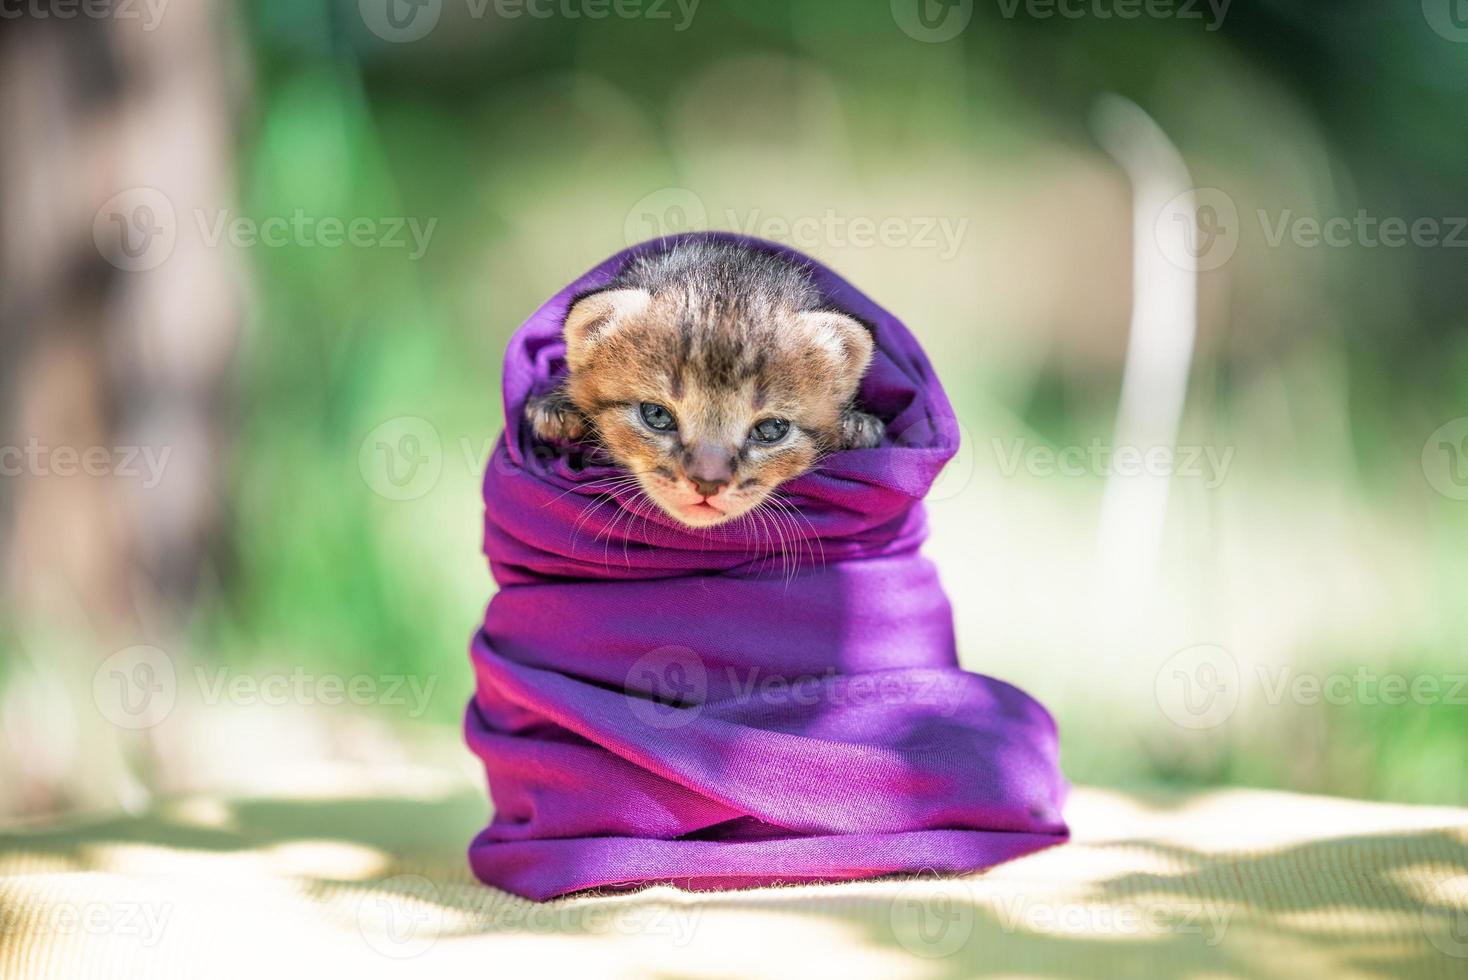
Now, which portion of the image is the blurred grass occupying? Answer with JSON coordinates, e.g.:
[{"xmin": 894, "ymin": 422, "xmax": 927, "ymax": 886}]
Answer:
[{"xmin": 176, "ymin": 0, "xmax": 1468, "ymax": 806}]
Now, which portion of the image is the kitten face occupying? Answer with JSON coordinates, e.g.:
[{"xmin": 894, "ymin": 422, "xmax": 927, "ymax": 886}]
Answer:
[
  {"xmin": 526, "ymin": 244, "xmax": 884, "ymax": 528},
  {"xmin": 560, "ymin": 288, "xmax": 872, "ymax": 527}
]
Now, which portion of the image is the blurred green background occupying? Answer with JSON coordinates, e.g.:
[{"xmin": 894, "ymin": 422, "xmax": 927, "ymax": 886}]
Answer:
[{"xmin": 2, "ymin": 0, "xmax": 1466, "ymax": 818}]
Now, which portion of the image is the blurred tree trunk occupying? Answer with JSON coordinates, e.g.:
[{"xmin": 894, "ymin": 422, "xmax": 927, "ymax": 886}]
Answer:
[{"xmin": 0, "ymin": 4, "xmax": 247, "ymax": 816}]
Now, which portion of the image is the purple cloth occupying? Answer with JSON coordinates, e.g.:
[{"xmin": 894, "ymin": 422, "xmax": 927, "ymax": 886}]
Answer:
[{"xmin": 465, "ymin": 233, "xmax": 1069, "ymax": 900}]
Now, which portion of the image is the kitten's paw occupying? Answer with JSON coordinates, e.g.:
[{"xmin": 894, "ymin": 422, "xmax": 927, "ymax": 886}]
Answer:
[
  {"xmin": 526, "ymin": 390, "xmax": 587, "ymax": 442},
  {"xmin": 839, "ymin": 409, "xmax": 885, "ymax": 449}
]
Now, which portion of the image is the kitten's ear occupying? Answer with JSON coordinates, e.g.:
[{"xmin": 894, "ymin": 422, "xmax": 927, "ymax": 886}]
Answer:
[
  {"xmin": 795, "ymin": 310, "xmax": 876, "ymax": 387},
  {"xmin": 562, "ymin": 287, "xmax": 651, "ymax": 370}
]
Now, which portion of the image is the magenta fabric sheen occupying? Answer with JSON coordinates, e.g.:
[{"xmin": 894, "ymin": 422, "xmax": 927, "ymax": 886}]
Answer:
[{"xmin": 465, "ymin": 233, "xmax": 1069, "ymax": 900}]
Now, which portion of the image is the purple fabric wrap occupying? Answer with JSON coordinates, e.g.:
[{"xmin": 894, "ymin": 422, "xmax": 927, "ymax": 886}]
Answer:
[{"xmin": 465, "ymin": 233, "xmax": 1069, "ymax": 900}]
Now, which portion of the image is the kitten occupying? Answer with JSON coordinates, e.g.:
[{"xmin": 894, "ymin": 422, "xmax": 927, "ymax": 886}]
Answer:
[{"xmin": 526, "ymin": 241, "xmax": 884, "ymax": 528}]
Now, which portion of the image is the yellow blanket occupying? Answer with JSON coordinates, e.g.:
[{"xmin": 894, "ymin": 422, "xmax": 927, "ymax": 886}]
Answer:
[{"xmin": 2, "ymin": 766, "xmax": 1465, "ymax": 979}]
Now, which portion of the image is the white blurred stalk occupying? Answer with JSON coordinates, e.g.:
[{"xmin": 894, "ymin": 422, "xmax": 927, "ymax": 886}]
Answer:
[{"xmin": 1090, "ymin": 96, "xmax": 1198, "ymax": 627}]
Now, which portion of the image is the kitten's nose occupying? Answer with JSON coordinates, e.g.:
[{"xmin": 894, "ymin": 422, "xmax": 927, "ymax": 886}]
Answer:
[
  {"xmin": 691, "ymin": 476, "xmax": 728, "ymax": 497},
  {"xmin": 684, "ymin": 444, "xmax": 733, "ymax": 497}
]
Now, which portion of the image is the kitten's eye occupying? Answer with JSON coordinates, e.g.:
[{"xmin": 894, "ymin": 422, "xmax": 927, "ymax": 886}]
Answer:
[
  {"xmin": 639, "ymin": 402, "xmax": 677, "ymax": 432},
  {"xmin": 750, "ymin": 418, "xmax": 790, "ymax": 444}
]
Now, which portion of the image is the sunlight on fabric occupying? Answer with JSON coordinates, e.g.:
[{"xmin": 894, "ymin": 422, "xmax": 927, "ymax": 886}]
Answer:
[
  {"xmin": 264, "ymin": 840, "xmax": 390, "ymax": 881},
  {"xmin": 2, "ymin": 764, "xmax": 1464, "ymax": 979}
]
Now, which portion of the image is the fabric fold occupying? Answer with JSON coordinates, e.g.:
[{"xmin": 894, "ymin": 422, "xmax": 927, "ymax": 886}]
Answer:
[{"xmin": 466, "ymin": 232, "xmax": 1069, "ymax": 900}]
